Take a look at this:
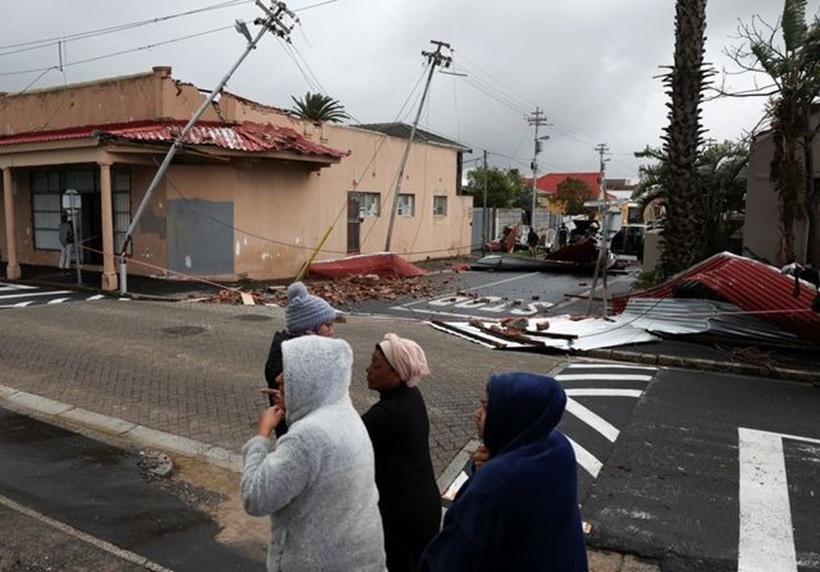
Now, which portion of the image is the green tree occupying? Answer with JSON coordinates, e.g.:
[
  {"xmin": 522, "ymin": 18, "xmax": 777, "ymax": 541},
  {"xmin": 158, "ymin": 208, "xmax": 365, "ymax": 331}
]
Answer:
[
  {"xmin": 290, "ymin": 92, "xmax": 350, "ymax": 123},
  {"xmin": 632, "ymin": 141, "xmax": 749, "ymax": 256},
  {"xmin": 549, "ymin": 177, "xmax": 596, "ymax": 216},
  {"xmin": 464, "ymin": 167, "xmax": 526, "ymax": 208},
  {"xmin": 660, "ymin": 0, "xmax": 711, "ymax": 276},
  {"xmin": 727, "ymin": 0, "xmax": 820, "ymax": 264}
]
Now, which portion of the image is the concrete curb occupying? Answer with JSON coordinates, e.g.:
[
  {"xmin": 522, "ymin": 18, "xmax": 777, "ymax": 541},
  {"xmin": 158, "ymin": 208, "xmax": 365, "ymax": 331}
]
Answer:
[
  {"xmin": 0, "ymin": 384, "xmax": 242, "ymax": 473},
  {"xmin": 583, "ymin": 348, "xmax": 820, "ymax": 384}
]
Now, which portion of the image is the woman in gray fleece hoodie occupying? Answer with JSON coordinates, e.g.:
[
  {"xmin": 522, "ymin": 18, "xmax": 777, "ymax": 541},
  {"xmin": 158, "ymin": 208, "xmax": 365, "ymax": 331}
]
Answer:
[{"xmin": 242, "ymin": 335, "xmax": 386, "ymax": 571}]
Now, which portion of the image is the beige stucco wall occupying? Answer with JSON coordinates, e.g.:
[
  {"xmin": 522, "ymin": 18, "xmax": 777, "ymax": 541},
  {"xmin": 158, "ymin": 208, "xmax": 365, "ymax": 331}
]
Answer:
[
  {"xmin": 1, "ymin": 67, "xmax": 472, "ymax": 281},
  {"xmin": 0, "ymin": 66, "xmax": 229, "ymax": 137},
  {"xmin": 743, "ymin": 131, "xmax": 820, "ymax": 266}
]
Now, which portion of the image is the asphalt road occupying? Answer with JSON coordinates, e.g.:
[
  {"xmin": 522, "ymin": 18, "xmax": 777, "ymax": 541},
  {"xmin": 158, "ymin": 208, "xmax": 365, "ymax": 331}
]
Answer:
[
  {"xmin": 0, "ymin": 408, "xmax": 262, "ymax": 572},
  {"xmin": 583, "ymin": 368, "xmax": 820, "ymax": 572}
]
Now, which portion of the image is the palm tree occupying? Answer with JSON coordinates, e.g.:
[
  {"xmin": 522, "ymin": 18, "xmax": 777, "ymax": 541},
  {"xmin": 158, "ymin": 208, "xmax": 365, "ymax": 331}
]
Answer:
[
  {"xmin": 633, "ymin": 141, "xmax": 749, "ymax": 257},
  {"xmin": 660, "ymin": 0, "xmax": 710, "ymax": 276},
  {"xmin": 290, "ymin": 92, "xmax": 350, "ymax": 123}
]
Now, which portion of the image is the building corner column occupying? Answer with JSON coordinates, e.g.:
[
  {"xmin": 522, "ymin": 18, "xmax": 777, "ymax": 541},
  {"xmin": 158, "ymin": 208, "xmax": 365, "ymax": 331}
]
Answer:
[
  {"xmin": 99, "ymin": 162, "xmax": 118, "ymax": 291},
  {"xmin": 2, "ymin": 168, "xmax": 21, "ymax": 280}
]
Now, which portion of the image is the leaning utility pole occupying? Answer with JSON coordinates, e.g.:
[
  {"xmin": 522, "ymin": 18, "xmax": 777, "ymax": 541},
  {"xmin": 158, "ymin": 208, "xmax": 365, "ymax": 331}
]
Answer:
[
  {"xmin": 118, "ymin": 1, "xmax": 298, "ymax": 294},
  {"xmin": 482, "ymin": 149, "xmax": 489, "ymax": 256},
  {"xmin": 587, "ymin": 142, "xmax": 611, "ymax": 315},
  {"xmin": 527, "ymin": 108, "xmax": 549, "ymax": 228},
  {"xmin": 384, "ymin": 40, "xmax": 452, "ymax": 252}
]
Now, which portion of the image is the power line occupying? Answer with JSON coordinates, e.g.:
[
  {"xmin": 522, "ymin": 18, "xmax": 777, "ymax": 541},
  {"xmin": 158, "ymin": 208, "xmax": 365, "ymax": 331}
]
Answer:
[
  {"xmin": 0, "ymin": 24, "xmax": 236, "ymax": 78},
  {"xmin": 0, "ymin": 0, "xmax": 252, "ymax": 56}
]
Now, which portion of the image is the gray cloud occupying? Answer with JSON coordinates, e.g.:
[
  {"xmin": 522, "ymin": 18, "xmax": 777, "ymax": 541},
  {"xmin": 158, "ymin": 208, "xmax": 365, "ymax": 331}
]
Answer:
[{"xmin": 1, "ymin": 0, "xmax": 815, "ymax": 179}]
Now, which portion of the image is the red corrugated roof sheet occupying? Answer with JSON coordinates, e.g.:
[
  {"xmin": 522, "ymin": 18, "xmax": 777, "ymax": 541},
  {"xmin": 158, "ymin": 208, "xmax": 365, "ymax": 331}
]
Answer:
[
  {"xmin": 0, "ymin": 120, "xmax": 346, "ymax": 159},
  {"xmin": 612, "ymin": 252, "xmax": 820, "ymax": 343}
]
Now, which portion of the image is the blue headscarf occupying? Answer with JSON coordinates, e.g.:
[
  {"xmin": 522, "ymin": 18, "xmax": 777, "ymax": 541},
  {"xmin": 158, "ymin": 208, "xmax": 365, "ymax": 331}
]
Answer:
[{"xmin": 482, "ymin": 372, "xmax": 567, "ymax": 456}]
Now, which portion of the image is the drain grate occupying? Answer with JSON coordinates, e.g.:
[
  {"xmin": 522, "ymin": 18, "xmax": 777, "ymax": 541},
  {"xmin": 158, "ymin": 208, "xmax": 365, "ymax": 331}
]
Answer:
[{"xmin": 234, "ymin": 314, "xmax": 273, "ymax": 322}]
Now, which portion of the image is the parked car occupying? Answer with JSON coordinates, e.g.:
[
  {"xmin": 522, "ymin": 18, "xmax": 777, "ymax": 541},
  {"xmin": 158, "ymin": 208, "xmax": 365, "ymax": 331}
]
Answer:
[{"xmin": 610, "ymin": 224, "xmax": 645, "ymax": 261}]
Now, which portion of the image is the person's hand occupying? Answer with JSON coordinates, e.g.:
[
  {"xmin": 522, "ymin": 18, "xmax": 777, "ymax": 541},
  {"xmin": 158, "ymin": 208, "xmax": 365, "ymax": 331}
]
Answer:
[
  {"xmin": 257, "ymin": 405, "xmax": 285, "ymax": 438},
  {"xmin": 261, "ymin": 388, "xmax": 285, "ymax": 409},
  {"xmin": 471, "ymin": 444, "xmax": 490, "ymax": 471}
]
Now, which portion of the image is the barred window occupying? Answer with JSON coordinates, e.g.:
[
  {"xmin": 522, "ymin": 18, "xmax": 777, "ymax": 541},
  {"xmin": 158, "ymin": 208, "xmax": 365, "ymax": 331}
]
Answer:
[
  {"xmin": 358, "ymin": 192, "xmax": 381, "ymax": 218},
  {"xmin": 397, "ymin": 194, "xmax": 415, "ymax": 217}
]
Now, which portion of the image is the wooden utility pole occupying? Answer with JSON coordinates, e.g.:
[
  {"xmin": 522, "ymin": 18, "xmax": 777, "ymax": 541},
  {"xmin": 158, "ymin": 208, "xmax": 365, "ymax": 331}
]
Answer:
[
  {"xmin": 527, "ymin": 108, "xmax": 549, "ymax": 227},
  {"xmin": 384, "ymin": 40, "xmax": 452, "ymax": 251},
  {"xmin": 587, "ymin": 143, "xmax": 611, "ymax": 315},
  {"xmin": 482, "ymin": 149, "xmax": 489, "ymax": 256}
]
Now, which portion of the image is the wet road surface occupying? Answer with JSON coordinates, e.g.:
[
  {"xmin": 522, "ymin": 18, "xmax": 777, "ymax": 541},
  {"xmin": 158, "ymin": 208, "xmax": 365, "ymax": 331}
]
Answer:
[{"xmin": 0, "ymin": 408, "xmax": 262, "ymax": 571}]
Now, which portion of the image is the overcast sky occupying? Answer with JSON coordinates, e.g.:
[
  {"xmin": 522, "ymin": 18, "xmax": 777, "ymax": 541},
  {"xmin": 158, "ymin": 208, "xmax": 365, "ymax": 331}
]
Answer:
[{"xmin": 2, "ymin": 0, "xmax": 818, "ymax": 180}]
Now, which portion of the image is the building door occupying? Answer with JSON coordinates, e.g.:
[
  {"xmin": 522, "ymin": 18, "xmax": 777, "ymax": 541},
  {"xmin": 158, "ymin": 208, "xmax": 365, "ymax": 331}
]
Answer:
[{"xmin": 347, "ymin": 193, "xmax": 361, "ymax": 253}]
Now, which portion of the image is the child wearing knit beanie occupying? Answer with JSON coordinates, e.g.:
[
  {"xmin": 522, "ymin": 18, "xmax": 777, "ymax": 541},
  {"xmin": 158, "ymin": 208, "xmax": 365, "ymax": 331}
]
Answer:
[
  {"xmin": 285, "ymin": 281, "xmax": 338, "ymax": 334},
  {"xmin": 263, "ymin": 281, "xmax": 340, "ymax": 436}
]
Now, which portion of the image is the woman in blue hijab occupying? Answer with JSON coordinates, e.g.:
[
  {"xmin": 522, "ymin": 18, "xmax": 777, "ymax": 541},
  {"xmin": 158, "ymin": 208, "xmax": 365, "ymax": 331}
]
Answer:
[{"xmin": 420, "ymin": 372, "xmax": 588, "ymax": 571}]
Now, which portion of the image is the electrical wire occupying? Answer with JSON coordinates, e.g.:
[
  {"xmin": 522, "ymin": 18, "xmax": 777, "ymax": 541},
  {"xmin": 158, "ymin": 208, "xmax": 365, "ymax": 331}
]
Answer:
[
  {"xmin": 0, "ymin": 0, "xmax": 252, "ymax": 56},
  {"xmin": 0, "ymin": 24, "xmax": 236, "ymax": 78}
]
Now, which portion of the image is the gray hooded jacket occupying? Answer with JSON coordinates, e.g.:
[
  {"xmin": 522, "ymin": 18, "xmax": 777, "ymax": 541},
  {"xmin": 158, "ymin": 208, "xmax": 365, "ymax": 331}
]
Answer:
[{"xmin": 241, "ymin": 336, "xmax": 386, "ymax": 571}]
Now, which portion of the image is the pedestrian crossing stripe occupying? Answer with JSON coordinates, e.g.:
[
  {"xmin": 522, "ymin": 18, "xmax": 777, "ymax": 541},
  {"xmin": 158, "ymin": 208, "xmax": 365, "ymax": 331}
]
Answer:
[
  {"xmin": 557, "ymin": 373, "xmax": 655, "ymax": 382},
  {"xmin": 0, "ymin": 282, "xmax": 124, "ymax": 308}
]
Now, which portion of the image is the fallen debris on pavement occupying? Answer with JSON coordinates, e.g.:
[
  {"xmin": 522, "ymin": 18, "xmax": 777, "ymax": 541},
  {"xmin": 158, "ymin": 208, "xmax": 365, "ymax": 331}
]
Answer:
[{"xmin": 201, "ymin": 273, "xmax": 443, "ymax": 307}]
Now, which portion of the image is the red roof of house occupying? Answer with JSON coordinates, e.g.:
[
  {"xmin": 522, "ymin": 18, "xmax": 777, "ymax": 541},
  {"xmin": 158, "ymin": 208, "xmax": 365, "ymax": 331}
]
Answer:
[
  {"xmin": 0, "ymin": 120, "xmax": 346, "ymax": 159},
  {"xmin": 534, "ymin": 172, "xmax": 602, "ymax": 195}
]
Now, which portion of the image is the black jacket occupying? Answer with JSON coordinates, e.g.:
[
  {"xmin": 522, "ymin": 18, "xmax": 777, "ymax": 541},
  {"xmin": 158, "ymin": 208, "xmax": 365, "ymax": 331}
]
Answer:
[
  {"xmin": 263, "ymin": 329, "xmax": 299, "ymax": 437},
  {"xmin": 362, "ymin": 384, "xmax": 440, "ymax": 572}
]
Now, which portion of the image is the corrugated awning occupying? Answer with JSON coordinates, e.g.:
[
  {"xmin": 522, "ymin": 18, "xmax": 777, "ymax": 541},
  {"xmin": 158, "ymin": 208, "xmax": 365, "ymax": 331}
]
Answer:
[{"xmin": 0, "ymin": 120, "xmax": 346, "ymax": 160}]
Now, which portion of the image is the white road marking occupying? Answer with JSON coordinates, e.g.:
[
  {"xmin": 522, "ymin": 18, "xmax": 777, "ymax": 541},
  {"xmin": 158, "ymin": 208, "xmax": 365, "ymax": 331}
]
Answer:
[
  {"xmin": 737, "ymin": 428, "xmax": 820, "ymax": 572},
  {"xmin": 399, "ymin": 272, "xmax": 542, "ymax": 308},
  {"xmin": 86, "ymin": 294, "xmax": 104, "ymax": 301},
  {"xmin": 47, "ymin": 298, "xmax": 71, "ymax": 304},
  {"xmin": 0, "ymin": 290, "xmax": 72, "ymax": 299},
  {"xmin": 0, "ymin": 493, "xmax": 174, "ymax": 572},
  {"xmin": 565, "ymin": 398, "xmax": 620, "ymax": 442},
  {"xmin": 565, "ymin": 435, "xmax": 603, "ymax": 478},
  {"xmin": 567, "ymin": 363, "xmax": 657, "ymax": 371},
  {"xmin": 556, "ymin": 373, "xmax": 655, "ymax": 382},
  {"xmin": 0, "ymin": 283, "xmax": 37, "ymax": 291},
  {"xmin": 1, "ymin": 301, "xmax": 35, "ymax": 308},
  {"xmin": 565, "ymin": 388, "xmax": 644, "ymax": 398}
]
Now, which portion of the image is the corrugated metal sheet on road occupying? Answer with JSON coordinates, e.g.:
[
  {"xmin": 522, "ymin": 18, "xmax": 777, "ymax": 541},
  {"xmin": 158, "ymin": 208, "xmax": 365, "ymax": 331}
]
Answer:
[
  {"xmin": 621, "ymin": 298, "xmax": 811, "ymax": 345},
  {"xmin": 612, "ymin": 252, "xmax": 820, "ymax": 343}
]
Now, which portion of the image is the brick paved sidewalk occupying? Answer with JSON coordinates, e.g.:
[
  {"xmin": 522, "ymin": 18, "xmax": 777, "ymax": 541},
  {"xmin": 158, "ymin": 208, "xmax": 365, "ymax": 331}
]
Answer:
[{"xmin": 0, "ymin": 298, "xmax": 660, "ymax": 571}]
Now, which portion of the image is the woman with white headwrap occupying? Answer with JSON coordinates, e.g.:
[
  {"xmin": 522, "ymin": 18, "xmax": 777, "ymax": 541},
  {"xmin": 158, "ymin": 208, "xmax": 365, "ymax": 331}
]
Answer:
[{"xmin": 362, "ymin": 333, "xmax": 440, "ymax": 572}]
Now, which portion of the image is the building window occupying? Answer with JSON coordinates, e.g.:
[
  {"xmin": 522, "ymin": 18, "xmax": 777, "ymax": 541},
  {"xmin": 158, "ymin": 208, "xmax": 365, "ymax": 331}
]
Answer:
[
  {"xmin": 113, "ymin": 170, "xmax": 132, "ymax": 254},
  {"xmin": 358, "ymin": 192, "xmax": 380, "ymax": 218},
  {"xmin": 30, "ymin": 167, "xmax": 132, "ymax": 254},
  {"xmin": 433, "ymin": 195, "xmax": 448, "ymax": 216},
  {"xmin": 31, "ymin": 170, "xmax": 93, "ymax": 251},
  {"xmin": 397, "ymin": 194, "xmax": 415, "ymax": 217}
]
